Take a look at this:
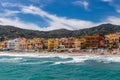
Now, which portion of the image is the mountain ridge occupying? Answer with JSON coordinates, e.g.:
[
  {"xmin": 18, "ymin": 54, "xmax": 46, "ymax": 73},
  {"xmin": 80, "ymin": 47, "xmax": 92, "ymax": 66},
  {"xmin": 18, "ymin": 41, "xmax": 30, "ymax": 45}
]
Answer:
[{"xmin": 0, "ymin": 24, "xmax": 120, "ymax": 39}]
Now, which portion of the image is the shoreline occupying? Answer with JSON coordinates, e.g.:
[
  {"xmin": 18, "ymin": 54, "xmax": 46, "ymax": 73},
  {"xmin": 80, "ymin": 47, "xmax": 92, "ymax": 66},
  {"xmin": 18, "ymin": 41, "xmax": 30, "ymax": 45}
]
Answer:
[{"xmin": 0, "ymin": 50, "xmax": 120, "ymax": 56}]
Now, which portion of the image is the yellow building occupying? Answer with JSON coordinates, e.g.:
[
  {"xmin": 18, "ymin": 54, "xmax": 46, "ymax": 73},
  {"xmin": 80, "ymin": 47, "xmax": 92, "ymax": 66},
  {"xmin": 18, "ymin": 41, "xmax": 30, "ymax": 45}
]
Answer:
[
  {"xmin": 16, "ymin": 38, "xmax": 28, "ymax": 50},
  {"xmin": 54, "ymin": 39, "xmax": 59, "ymax": 48},
  {"xmin": 32, "ymin": 38, "xmax": 43, "ymax": 50},
  {"xmin": 74, "ymin": 38, "xmax": 81, "ymax": 49},
  {"xmin": 106, "ymin": 33, "xmax": 120, "ymax": 48},
  {"xmin": 47, "ymin": 39, "xmax": 54, "ymax": 50},
  {"xmin": 16, "ymin": 38, "xmax": 44, "ymax": 51},
  {"xmin": 106, "ymin": 33, "xmax": 119, "ymax": 43}
]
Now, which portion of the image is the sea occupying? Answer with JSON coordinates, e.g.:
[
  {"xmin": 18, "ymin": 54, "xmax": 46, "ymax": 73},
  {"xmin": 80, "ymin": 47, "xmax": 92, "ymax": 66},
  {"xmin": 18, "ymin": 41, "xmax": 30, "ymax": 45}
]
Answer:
[{"xmin": 0, "ymin": 53, "xmax": 120, "ymax": 80}]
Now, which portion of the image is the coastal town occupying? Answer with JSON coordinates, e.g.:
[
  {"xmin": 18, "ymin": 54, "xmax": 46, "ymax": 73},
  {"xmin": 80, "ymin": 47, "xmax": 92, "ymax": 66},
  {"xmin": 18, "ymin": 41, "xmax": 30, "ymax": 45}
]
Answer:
[{"xmin": 0, "ymin": 33, "xmax": 120, "ymax": 54}]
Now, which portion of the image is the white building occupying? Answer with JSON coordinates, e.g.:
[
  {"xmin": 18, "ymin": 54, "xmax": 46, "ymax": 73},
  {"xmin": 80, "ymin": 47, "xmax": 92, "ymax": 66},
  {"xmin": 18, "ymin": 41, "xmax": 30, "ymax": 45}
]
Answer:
[{"xmin": 7, "ymin": 39, "xmax": 19, "ymax": 50}]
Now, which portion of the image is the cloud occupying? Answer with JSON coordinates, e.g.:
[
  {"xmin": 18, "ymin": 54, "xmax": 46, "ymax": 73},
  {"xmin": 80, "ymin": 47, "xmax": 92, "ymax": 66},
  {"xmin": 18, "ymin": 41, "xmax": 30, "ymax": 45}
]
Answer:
[
  {"xmin": 101, "ymin": 0, "xmax": 112, "ymax": 2},
  {"xmin": 18, "ymin": 5, "xmax": 120, "ymax": 30},
  {"xmin": 115, "ymin": 6, "xmax": 120, "ymax": 13},
  {"xmin": 20, "ymin": 5, "xmax": 99, "ymax": 30},
  {"xmin": 101, "ymin": 0, "xmax": 120, "ymax": 13},
  {"xmin": 29, "ymin": 0, "xmax": 55, "ymax": 4},
  {"xmin": 116, "ymin": 9, "xmax": 120, "ymax": 13},
  {"xmin": 0, "ymin": 4, "xmax": 98, "ymax": 31},
  {"xmin": 105, "ymin": 16, "xmax": 120, "ymax": 25},
  {"xmin": 0, "ymin": 10, "xmax": 20, "ymax": 17},
  {"xmin": 72, "ymin": 1, "xmax": 89, "ymax": 10},
  {"xmin": 0, "ymin": 2, "xmax": 21, "ymax": 7},
  {"xmin": 27, "ymin": 0, "xmax": 55, "ymax": 8},
  {"xmin": 1, "ymin": 3, "xmax": 120, "ymax": 31},
  {"xmin": 0, "ymin": 17, "xmax": 45, "ymax": 31}
]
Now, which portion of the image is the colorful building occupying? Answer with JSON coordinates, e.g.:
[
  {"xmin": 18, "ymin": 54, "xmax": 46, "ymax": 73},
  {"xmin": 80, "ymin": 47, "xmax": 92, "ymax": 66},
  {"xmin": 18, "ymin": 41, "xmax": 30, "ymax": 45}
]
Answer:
[
  {"xmin": 7, "ymin": 39, "xmax": 19, "ymax": 50},
  {"xmin": 68, "ymin": 37, "xmax": 75, "ymax": 48},
  {"xmin": 54, "ymin": 39, "xmax": 60, "ymax": 49},
  {"xmin": 1, "ymin": 32, "xmax": 120, "ymax": 51},
  {"xmin": 74, "ymin": 38, "xmax": 86, "ymax": 49},
  {"xmin": 47, "ymin": 39, "xmax": 54, "ymax": 50},
  {"xmin": 59, "ymin": 37, "xmax": 75, "ymax": 48},
  {"xmin": 32, "ymin": 38, "xmax": 43, "ymax": 51},
  {"xmin": 85, "ymin": 34, "xmax": 105, "ymax": 48},
  {"xmin": 59, "ymin": 38, "xmax": 68, "ymax": 48},
  {"xmin": 106, "ymin": 33, "xmax": 120, "ymax": 48},
  {"xmin": 0, "ymin": 41, "xmax": 7, "ymax": 50},
  {"xmin": 17, "ymin": 38, "xmax": 28, "ymax": 50},
  {"xmin": 74, "ymin": 38, "xmax": 81, "ymax": 49}
]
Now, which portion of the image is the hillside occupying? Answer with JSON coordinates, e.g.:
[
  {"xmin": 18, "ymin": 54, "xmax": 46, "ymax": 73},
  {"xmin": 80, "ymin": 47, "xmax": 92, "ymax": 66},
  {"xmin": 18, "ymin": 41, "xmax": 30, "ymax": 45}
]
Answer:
[
  {"xmin": 0, "ymin": 24, "xmax": 120, "ymax": 39},
  {"xmin": 73, "ymin": 24, "xmax": 120, "ymax": 37}
]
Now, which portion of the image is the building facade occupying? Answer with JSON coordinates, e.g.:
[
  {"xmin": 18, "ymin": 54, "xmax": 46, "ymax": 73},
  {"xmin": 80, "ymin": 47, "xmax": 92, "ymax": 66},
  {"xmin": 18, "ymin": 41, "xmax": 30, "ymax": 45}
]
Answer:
[
  {"xmin": 7, "ymin": 39, "xmax": 19, "ymax": 50},
  {"xmin": 85, "ymin": 34, "xmax": 105, "ymax": 48}
]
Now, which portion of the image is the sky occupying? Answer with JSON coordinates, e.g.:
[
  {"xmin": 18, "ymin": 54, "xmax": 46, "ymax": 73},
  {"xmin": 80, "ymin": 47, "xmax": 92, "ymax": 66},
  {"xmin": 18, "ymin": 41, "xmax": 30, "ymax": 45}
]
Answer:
[{"xmin": 0, "ymin": 0, "xmax": 120, "ymax": 31}]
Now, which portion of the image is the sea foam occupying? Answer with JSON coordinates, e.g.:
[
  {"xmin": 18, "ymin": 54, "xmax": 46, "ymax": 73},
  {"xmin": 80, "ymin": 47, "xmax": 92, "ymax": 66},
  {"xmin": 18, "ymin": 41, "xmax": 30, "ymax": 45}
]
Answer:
[
  {"xmin": 54, "ymin": 55, "xmax": 120, "ymax": 64},
  {"xmin": 0, "ymin": 57, "xmax": 23, "ymax": 63},
  {"xmin": 0, "ymin": 52, "xmax": 120, "ymax": 64}
]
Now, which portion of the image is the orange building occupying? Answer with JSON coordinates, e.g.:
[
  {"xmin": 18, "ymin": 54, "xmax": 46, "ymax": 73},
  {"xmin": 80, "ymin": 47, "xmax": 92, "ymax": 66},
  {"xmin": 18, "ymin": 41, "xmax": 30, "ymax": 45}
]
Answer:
[
  {"xmin": 59, "ymin": 37, "xmax": 75, "ymax": 48},
  {"xmin": 0, "ymin": 41, "xmax": 7, "ymax": 49},
  {"xmin": 85, "ymin": 34, "xmax": 105, "ymax": 48},
  {"xmin": 68, "ymin": 37, "xmax": 75, "ymax": 48}
]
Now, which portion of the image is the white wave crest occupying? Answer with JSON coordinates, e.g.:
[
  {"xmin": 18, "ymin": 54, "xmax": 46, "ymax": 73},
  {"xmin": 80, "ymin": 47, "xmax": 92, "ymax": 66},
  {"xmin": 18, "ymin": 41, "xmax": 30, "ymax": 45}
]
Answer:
[
  {"xmin": 0, "ymin": 58, "xmax": 23, "ymax": 63},
  {"xmin": 54, "ymin": 55, "xmax": 120, "ymax": 64},
  {"xmin": 0, "ymin": 52, "xmax": 120, "ymax": 64}
]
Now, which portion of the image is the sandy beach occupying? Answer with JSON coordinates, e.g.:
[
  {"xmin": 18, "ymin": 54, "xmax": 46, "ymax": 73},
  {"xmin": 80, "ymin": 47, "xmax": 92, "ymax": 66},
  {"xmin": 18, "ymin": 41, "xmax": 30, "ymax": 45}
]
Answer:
[{"xmin": 0, "ymin": 49, "xmax": 120, "ymax": 57}]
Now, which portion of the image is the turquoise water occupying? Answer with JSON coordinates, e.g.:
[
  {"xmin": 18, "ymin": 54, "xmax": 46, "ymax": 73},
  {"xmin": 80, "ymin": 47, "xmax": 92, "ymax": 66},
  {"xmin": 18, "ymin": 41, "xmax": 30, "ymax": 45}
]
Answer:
[{"xmin": 0, "ymin": 53, "xmax": 120, "ymax": 80}]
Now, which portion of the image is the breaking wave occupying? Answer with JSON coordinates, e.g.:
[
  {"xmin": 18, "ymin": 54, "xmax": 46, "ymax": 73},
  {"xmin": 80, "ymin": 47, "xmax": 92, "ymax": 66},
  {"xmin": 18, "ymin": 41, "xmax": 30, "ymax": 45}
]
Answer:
[
  {"xmin": 0, "ymin": 52, "xmax": 120, "ymax": 64},
  {"xmin": 54, "ymin": 55, "xmax": 120, "ymax": 64},
  {"xmin": 0, "ymin": 57, "xmax": 23, "ymax": 63}
]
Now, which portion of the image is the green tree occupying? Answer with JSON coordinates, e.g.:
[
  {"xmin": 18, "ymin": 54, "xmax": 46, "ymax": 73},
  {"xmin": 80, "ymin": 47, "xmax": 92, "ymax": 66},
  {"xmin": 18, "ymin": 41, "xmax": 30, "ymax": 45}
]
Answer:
[{"xmin": 81, "ymin": 43, "xmax": 87, "ymax": 49}]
